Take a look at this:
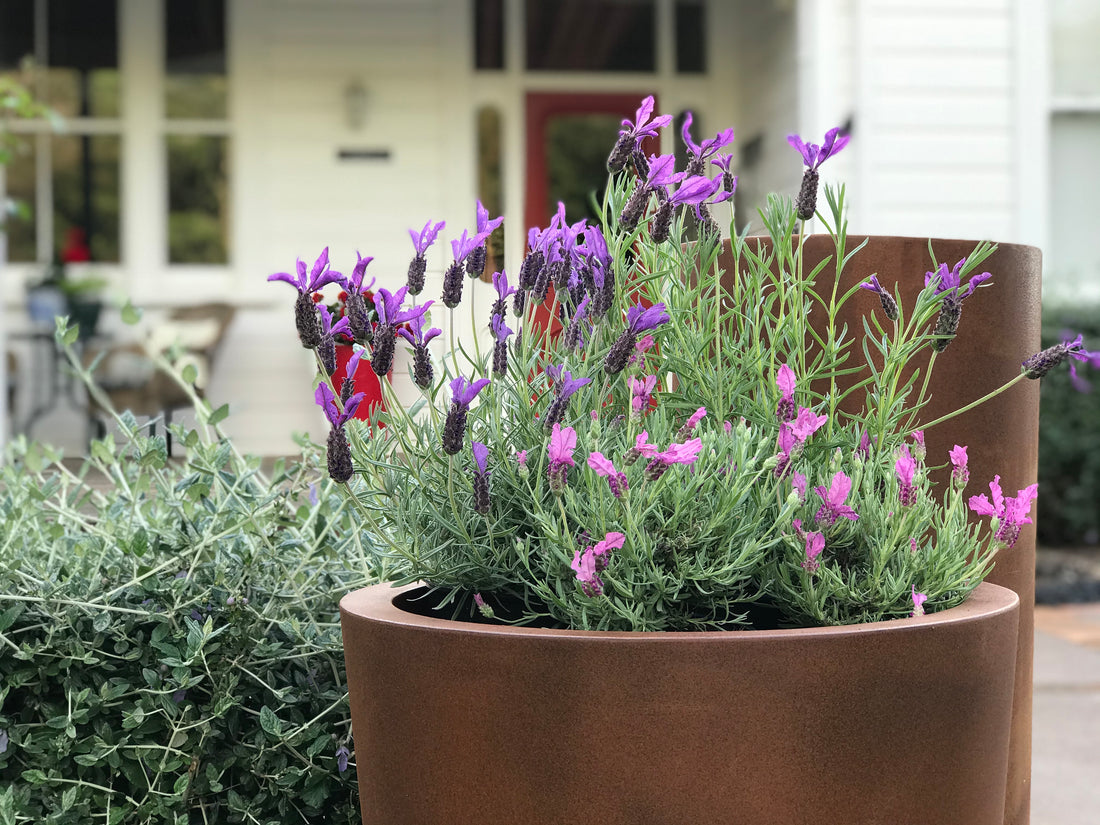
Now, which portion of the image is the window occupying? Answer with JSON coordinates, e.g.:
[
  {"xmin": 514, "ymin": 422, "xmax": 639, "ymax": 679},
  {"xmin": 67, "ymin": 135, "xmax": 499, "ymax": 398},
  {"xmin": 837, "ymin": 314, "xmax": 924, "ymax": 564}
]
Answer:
[
  {"xmin": 165, "ymin": 0, "xmax": 230, "ymax": 265},
  {"xmin": 525, "ymin": 0, "xmax": 656, "ymax": 72},
  {"xmin": 0, "ymin": 0, "xmax": 121, "ymax": 263}
]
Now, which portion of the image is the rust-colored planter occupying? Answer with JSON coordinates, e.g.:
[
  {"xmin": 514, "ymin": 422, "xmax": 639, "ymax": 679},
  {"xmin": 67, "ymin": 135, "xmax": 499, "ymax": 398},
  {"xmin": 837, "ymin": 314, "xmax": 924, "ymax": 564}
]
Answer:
[
  {"xmin": 341, "ymin": 581, "xmax": 1020, "ymax": 825},
  {"xmin": 723, "ymin": 234, "xmax": 1041, "ymax": 825}
]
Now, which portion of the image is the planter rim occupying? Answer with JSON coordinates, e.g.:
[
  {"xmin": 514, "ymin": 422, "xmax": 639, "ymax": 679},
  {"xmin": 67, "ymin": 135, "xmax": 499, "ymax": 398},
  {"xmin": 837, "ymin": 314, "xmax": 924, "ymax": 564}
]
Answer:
[
  {"xmin": 748, "ymin": 232, "xmax": 1041, "ymax": 255},
  {"xmin": 340, "ymin": 580, "xmax": 1018, "ymax": 643}
]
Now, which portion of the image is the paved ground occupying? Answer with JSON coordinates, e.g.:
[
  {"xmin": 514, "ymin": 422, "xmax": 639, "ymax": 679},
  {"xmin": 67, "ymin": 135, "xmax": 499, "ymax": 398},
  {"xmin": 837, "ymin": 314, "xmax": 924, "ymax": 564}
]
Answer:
[{"xmin": 1032, "ymin": 603, "xmax": 1100, "ymax": 824}]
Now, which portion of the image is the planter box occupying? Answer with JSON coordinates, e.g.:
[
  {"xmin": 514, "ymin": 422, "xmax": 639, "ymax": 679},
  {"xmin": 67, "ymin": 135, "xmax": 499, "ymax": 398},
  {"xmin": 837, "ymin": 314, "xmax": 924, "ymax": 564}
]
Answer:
[{"xmin": 341, "ymin": 581, "xmax": 1019, "ymax": 825}]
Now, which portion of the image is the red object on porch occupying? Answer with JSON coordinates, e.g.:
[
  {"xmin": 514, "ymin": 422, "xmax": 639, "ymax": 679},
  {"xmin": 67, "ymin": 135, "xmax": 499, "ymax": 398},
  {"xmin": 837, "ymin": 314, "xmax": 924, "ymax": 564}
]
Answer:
[{"xmin": 333, "ymin": 343, "xmax": 387, "ymax": 425}]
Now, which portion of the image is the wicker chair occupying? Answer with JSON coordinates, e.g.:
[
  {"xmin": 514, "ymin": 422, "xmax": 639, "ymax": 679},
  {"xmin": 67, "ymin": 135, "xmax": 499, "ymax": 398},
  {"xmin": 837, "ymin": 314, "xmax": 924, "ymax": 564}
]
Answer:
[{"xmin": 86, "ymin": 303, "xmax": 236, "ymax": 452}]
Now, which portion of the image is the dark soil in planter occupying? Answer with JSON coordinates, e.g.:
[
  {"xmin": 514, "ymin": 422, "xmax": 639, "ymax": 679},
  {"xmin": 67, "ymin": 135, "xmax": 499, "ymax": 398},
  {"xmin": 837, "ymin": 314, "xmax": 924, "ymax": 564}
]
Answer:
[{"xmin": 1035, "ymin": 547, "xmax": 1100, "ymax": 604}]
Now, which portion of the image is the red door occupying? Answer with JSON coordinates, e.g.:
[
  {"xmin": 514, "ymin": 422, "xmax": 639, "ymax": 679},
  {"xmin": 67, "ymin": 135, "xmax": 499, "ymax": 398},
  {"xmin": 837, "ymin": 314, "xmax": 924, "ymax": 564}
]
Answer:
[{"xmin": 524, "ymin": 92, "xmax": 658, "ymax": 340}]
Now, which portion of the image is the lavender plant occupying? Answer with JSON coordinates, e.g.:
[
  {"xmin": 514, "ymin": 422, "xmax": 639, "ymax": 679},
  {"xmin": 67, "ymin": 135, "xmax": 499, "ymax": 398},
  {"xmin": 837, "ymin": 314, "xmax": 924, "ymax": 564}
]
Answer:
[{"xmin": 273, "ymin": 97, "xmax": 1096, "ymax": 631}]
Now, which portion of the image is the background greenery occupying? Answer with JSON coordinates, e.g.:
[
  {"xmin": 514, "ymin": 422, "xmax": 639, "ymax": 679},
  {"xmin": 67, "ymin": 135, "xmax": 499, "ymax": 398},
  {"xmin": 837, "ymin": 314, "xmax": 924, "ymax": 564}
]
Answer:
[{"xmin": 1037, "ymin": 303, "xmax": 1100, "ymax": 547}]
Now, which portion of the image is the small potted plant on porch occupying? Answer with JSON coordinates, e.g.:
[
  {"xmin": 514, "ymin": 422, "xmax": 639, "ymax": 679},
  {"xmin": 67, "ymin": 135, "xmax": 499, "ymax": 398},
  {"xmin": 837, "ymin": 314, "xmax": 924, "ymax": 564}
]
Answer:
[{"xmin": 272, "ymin": 98, "xmax": 1093, "ymax": 825}]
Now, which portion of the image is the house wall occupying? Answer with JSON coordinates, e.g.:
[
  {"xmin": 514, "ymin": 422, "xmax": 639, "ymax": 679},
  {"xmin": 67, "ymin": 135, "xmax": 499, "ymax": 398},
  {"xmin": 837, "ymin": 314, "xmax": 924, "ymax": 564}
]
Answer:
[{"xmin": 846, "ymin": 0, "xmax": 1017, "ymax": 242}]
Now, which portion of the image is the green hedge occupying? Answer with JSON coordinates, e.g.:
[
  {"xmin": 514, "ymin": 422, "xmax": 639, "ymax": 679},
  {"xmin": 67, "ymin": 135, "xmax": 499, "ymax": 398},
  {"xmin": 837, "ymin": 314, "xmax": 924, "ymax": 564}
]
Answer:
[
  {"xmin": 0, "ymin": 340, "xmax": 372, "ymax": 823},
  {"xmin": 1037, "ymin": 303, "xmax": 1100, "ymax": 547}
]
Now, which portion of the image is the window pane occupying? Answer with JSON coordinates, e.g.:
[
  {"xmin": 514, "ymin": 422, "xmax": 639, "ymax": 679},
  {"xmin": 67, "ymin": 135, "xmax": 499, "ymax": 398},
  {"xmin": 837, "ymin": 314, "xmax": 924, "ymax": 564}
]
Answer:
[
  {"xmin": 52, "ymin": 134, "xmax": 120, "ymax": 262},
  {"xmin": 477, "ymin": 106, "xmax": 504, "ymax": 280},
  {"xmin": 1052, "ymin": 0, "xmax": 1100, "ymax": 97},
  {"xmin": 526, "ymin": 0, "xmax": 655, "ymax": 72},
  {"xmin": 544, "ymin": 113, "xmax": 621, "ymax": 222},
  {"xmin": 47, "ymin": 0, "xmax": 120, "ymax": 118},
  {"xmin": 0, "ymin": 0, "xmax": 34, "ymax": 76},
  {"xmin": 4, "ymin": 140, "xmax": 38, "ymax": 262},
  {"xmin": 1049, "ymin": 113, "xmax": 1100, "ymax": 300},
  {"xmin": 675, "ymin": 0, "xmax": 706, "ymax": 74},
  {"xmin": 165, "ymin": 0, "xmax": 227, "ymax": 119},
  {"xmin": 167, "ymin": 135, "xmax": 229, "ymax": 264},
  {"xmin": 475, "ymin": 0, "xmax": 505, "ymax": 70}
]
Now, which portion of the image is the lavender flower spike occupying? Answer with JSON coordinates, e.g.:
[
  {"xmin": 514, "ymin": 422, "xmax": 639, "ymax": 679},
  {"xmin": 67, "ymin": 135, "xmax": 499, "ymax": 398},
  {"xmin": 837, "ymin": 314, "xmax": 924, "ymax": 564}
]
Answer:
[
  {"xmin": 544, "ymin": 364, "xmax": 592, "ymax": 428},
  {"xmin": 860, "ymin": 275, "xmax": 899, "ymax": 321},
  {"xmin": 442, "ymin": 376, "xmax": 491, "ymax": 455},
  {"xmin": 467, "ymin": 201, "xmax": 505, "ymax": 279},
  {"xmin": 407, "ymin": 219, "xmax": 445, "ymax": 295},
  {"xmin": 471, "ymin": 441, "xmax": 491, "ymax": 514},
  {"xmin": 925, "ymin": 259, "xmax": 991, "ymax": 353},
  {"xmin": 316, "ymin": 382, "xmax": 366, "ymax": 483},
  {"xmin": 604, "ymin": 303, "xmax": 671, "ymax": 374},
  {"xmin": 1022, "ymin": 333, "xmax": 1099, "ymax": 380},
  {"xmin": 317, "ymin": 304, "xmax": 350, "ymax": 376},
  {"xmin": 681, "ymin": 111, "xmax": 735, "ymax": 175},
  {"xmin": 491, "ymin": 315, "xmax": 513, "ymax": 376},
  {"xmin": 398, "ymin": 314, "xmax": 442, "ymax": 389},
  {"xmin": 788, "ymin": 127, "xmax": 850, "ymax": 220},
  {"xmin": 442, "ymin": 228, "xmax": 492, "ymax": 308},
  {"xmin": 268, "ymin": 248, "xmax": 346, "ymax": 349},
  {"xmin": 607, "ymin": 95, "xmax": 673, "ymax": 173}
]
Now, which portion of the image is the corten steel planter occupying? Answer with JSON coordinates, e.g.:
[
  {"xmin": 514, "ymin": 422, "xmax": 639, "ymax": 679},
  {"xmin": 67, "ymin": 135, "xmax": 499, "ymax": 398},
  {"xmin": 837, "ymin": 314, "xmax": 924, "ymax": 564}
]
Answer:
[
  {"xmin": 721, "ymin": 235, "xmax": 1041, "ymax": 825},
  {"xmin": 341, "ymin": 581, "xmax": 1020, "ymax": 825}
]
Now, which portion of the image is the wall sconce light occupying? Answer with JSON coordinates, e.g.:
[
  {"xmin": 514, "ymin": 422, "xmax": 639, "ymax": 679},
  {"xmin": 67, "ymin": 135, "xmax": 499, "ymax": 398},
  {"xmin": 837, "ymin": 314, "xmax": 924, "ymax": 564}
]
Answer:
[{"xmin": 344, "ymin": 80, "xmax": 368, "ymax": 131}]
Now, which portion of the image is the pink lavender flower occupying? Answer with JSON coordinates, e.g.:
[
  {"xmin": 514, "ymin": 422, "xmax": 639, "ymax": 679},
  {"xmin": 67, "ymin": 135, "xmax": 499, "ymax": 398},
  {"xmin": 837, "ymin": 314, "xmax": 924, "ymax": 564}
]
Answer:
[
  {"xmin": 895, "ymin": 446, "xmax": 918, "ymax": 507},
  {"xmin": 622, "ymin": 431, "xmax": 660, "ymax": 467},
  {"xmin": 857, "ymin": 430, "xmax": 872, "ymax": 460},
  {"xmin": 968, "ymin": 476, "xmax": 1039, "ymax": 548},
  {"xmin": 627, "ymin": 334, "xmax": 656, "ymax": 371},
  {"xmin": 548, "ymin": 423, "xmax": 577, "ymax": 494},
  {"xmin": 630, "ymin": 375, "xmax": 658, "ymax": 420},
  {"xmin": 801, "ymin": 531, "xmax": 825, "ymax": 573},
  {"xmin": 592, "ymin": 532, "xmax": 626, "ymax": 571},
  {"xmin": 776, "ymin": 363, "xmax": 796, "ymax": 422},
  {"xmin": 723, "ymin": 420, "xmax": 733, "ymax": 435},
  {"xmin": 910, "ymin": 430, "xmax": 926, "ymax": 462},
  {"xmin": 644, "ymin": 438, "xmax": 703, "ymax": 482},
  {"xmin": 950, "ymin": 445, "xmax": 969, "ymax": 487},
  {"xmin": 676, "ymin": 406, "xmax": 706, "ymax": 439},
  {"xmin": 516, "ymin": 450, "xmax": 528, "ymax": 466},
  {"xmin": 910, "ymin": 538, "xmax": 919, "ymax": 553},
  {"xmin": 571, "ymin": 547, "xmax": 602, "ymax": 596},
  {"xmin": 775, "ymin": 407, "xmax": 828, "ymax": 477},
  {"xmin": 911, "ymin": 587, "xmax": 928, "ymax": 617},
  {"xmin": 814, "ymin": 472, "xmax": 860, "ymax": 527},
  {"xmin": 588, "ymin": 451, "xmax": 629, "ymax": 498},
  {"xmin": 791, "ymin": 472, "xmax": 808, "ymax": 502},
  {"xmin": 473, "ymin": 593, "xmax": 494, "ymax": 619}
]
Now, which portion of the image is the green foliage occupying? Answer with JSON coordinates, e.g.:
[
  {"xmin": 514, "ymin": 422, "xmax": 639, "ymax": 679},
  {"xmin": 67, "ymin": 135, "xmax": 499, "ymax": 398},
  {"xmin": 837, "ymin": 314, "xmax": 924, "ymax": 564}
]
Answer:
[
  {"xmin": 0, "ymin": 332, "xmax": 372, "ymax": 823},
  {"xmin": 1037, "ymin": 303, "xmax": 1100, "ymax": 546}
]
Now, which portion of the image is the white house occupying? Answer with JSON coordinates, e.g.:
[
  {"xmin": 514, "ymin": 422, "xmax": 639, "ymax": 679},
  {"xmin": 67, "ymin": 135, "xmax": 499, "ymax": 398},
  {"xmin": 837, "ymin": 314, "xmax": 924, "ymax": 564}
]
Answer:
[{"xmin": 0, "ymin": 0, "xmax": 1089, "ymax": 455}]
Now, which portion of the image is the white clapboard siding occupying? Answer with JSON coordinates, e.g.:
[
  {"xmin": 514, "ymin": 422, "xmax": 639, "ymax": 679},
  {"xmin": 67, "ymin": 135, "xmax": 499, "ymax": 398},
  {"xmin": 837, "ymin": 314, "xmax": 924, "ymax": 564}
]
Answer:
[{"xmin": 853, "ymin": 0, "xmax": 1016, "ymax": 242}]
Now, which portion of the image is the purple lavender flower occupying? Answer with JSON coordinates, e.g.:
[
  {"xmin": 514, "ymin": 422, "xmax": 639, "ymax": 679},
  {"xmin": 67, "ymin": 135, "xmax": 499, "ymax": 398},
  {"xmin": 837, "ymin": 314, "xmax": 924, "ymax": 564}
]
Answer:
[
  {"xmin": 710, "ymin": 153, "xmax": 738, "ymax": 198},
  {"xmin": 544, "ymin": 364, "xmax": 592, "ymax": 429},
  {"xmin": 860, "ymin": 275, "xmax": 899, "ymax": 322},
  {"xmin": 317, "ymin": 304, "xmax": 350, "ymax": 376},
  {"xmin": 680, "ymin": 111, "xmax": 735, "ymax": 176},
  {"xmin": 268, "ymin": 248, "xmax": 346, "ymax": 349},
  {"xmin": 788, "ymin": 127, "xmax": 850, "ymax": 220},
  {"xmin": 491, "ymin": 315, "xmax": 513, "ymax": 376},
  {"xmin": 490, "ymin": 269, "xmax": 516, "ymax": 321},
  {"xmin": 467, "ymin": 201, "xmax": 505, "ymax": 279},
  {"xmin": 588, "ymin": 451, "xmax": 629, "ymax": 499},
  {"xmin": 604, "ymin": 303, "xmax": 671, "ymax": 374},
  {"xmin": 340, "ymin": 347, "xmax": 366, "ymax": 403},
  {"xmin": 316, "ymin": 382, "xmax": 366, "ymax": 483},
  {"xmin": 925, "ymin": 259, "xmax": 991, "ymax": 352},
  {"xmin": 607, "ymin": 95, "xmax": 672, "ymax": 173},
  {"xmin": 562, "ymin": 294, "xmax": 591, "ymax": 353},
  {"xmin": 398, "ymin": 314, "xmax": 442, "ymax": 389},
  {"xmin": 336, "ymin": 745, "xmax": 350, "ymax": 773},
  {"xmin": 1022, "ymin": 333, "xmax": 1100, "ymax": 383},
  {"xmin": 406, "ymin": 220, "xmax": 445, "ymax": 295},
  {"xmin": 371, "ymin": 287, "xmax": 429, "ymax": 377},
  {"xmin": 442, "ymin": 376, "xmax": 490, "ymax": 455},
  {"xmin": 441, "ymin": 228, "xmax": 491, "ymax": 308},
  {"xmin": 471, "ymin": 441, "xmax": 491, "ymax": 514}
]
